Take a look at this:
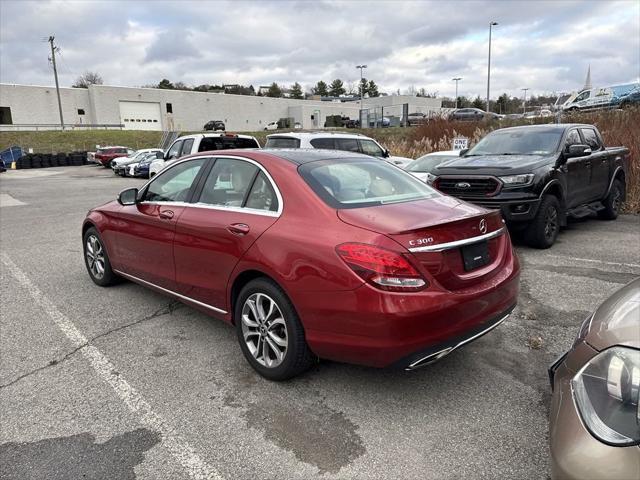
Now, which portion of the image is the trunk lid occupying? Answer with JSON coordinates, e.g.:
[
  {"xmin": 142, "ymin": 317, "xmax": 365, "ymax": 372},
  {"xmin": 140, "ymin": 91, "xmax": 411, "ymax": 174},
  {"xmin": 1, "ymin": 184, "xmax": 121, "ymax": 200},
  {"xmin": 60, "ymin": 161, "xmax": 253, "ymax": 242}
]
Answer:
[{"xmin": 337, "ymin": 196, "xmax": 509, "ymax": 290}]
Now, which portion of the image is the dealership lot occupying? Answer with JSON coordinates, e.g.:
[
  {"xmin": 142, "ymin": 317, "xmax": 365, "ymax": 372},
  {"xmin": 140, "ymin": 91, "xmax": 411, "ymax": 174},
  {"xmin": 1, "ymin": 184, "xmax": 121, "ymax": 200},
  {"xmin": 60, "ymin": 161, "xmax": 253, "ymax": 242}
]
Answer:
[{"xmin": 1, "ymin": 166, "xmax": 639, "ymax": 479}]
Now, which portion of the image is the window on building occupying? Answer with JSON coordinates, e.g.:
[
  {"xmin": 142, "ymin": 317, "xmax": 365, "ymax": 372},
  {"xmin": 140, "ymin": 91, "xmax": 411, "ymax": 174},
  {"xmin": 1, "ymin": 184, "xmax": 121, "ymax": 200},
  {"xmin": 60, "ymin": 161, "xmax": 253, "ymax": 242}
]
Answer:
[
  {"xmin": 77, "ymin": 108, "xmax": 85, "ymax": 115},
  {"xmin": 0, "ymin": 107, "xmax": 13, "ymax": 125},
  {"xmin": 166, "ymin": 103, "xmax": 173, "ymax": 114}
]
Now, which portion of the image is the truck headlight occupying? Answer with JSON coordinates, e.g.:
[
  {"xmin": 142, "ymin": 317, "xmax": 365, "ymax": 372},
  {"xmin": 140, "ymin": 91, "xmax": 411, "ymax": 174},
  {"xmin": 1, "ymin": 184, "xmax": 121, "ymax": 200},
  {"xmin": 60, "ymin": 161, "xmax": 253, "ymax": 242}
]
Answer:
[
  {"xmin": 571, "ymin": 346, "xmax": 640, "ymax": 446},
  {"xmin": 499, "ymin": 174, "xmax": 534, "ymax": 187}
]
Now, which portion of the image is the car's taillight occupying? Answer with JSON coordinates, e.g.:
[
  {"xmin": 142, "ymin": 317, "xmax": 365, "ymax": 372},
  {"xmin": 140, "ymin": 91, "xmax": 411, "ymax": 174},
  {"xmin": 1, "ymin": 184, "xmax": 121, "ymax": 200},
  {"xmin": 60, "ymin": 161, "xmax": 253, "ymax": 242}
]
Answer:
[{"xmin": 336, "ymin": 243, "xmax": 427, "ymax": 292}]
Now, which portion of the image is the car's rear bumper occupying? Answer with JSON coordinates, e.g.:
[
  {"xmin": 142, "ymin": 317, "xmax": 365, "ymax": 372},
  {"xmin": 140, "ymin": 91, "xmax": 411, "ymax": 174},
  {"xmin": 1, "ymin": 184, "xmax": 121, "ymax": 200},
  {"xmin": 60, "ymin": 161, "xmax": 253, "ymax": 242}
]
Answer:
[
  {"xmin": 549, "ymin": 355, "xmax": 640, "ymax": 479},
  {"xmin": 299, "ymin": 260, "xmax": 520, "ymax": 368}
]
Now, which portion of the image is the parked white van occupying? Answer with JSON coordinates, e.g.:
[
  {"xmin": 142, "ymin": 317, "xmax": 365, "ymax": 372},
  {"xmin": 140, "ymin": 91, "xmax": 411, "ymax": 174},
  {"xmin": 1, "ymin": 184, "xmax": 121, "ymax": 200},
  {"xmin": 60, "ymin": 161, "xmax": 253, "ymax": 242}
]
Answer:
[{"xmin": 562, "ymin": 83, "xmax": 640, "ymax": 111}]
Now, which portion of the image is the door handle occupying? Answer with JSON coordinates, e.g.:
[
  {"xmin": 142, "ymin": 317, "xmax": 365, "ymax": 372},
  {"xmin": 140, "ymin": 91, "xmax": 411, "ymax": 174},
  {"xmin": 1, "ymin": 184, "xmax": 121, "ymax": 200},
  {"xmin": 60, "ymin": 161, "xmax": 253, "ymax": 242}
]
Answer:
[
  {"xmin": 159, "ymin": 210, "xmax": 174, "ymax": 220},
  {"xmin": 227, "ymin": 223, "xmax": 250, "ymax": 235}
]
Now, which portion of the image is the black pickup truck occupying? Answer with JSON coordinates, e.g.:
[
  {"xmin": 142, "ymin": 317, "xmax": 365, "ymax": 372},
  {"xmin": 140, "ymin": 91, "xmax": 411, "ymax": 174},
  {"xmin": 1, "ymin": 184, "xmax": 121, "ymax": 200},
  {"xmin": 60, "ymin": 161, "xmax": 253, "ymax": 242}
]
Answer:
[{"xmin": 431, "ymin": 124, "xmax": 630, "ymax": 248}]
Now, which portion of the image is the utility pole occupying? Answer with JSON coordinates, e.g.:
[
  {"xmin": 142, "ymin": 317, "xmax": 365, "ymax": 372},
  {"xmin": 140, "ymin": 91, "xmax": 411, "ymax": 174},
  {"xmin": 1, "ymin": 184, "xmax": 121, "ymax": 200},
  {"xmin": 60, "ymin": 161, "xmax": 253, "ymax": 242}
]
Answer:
[
  {"xmin": 486, "ymin": 22, "xmax": 498, "ymax": 113},
  {"xmin": 48, "ymin": 35, "xmax": 65, "ymax": 129},
  {"xmin": 452, "ymin": 77, "xmax": 462, "ymax": 108},
  {"xmin": 522, "ymin": 88, "xmax": 530, "ymax": 114}
]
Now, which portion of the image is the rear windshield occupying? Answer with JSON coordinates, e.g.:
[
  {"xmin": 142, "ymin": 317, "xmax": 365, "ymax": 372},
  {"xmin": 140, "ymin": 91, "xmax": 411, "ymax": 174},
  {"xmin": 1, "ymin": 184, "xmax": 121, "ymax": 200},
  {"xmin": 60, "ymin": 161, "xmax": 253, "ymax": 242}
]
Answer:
[
  {"xmin": 299, "ymin": 159, "xmax": 439, "ymax": 209},
  {"xmin": 198, "ymin": 137, "xmax": 259, "ymax": 151},
  {"xmin": 466, "ymin": 129, "xmax": 562, "ymax": 156},
  {"xmin": 99, "ymin": 148, "xmax": 126, "ymax": 154},
  {"xmin": 265, "ymin": 137, "xmax": 301, "ymax": 148}
]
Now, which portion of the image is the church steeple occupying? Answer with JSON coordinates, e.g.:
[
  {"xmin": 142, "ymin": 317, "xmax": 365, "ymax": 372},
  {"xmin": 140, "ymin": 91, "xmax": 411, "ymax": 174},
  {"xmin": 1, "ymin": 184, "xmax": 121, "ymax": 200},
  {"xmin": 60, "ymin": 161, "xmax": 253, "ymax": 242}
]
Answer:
[{"xmin": 583, "ymin": 65, "xmax": 592, "ymax": 90}]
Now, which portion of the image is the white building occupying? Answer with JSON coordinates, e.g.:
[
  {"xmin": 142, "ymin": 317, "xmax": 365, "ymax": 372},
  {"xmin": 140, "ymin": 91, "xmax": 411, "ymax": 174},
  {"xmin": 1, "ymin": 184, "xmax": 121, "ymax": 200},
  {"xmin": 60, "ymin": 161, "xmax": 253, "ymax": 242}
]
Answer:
[{"xmin": 0, "ymin": 83, "xmax": 442, "ymax": 131}]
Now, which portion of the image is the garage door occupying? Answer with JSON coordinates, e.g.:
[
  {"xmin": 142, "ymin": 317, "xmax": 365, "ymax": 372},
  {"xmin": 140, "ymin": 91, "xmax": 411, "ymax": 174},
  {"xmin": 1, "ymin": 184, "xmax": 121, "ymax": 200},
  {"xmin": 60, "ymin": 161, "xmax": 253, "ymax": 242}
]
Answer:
[{"xmin": 119, "ymin": 101, "xmax": 162, "ymax": 131}]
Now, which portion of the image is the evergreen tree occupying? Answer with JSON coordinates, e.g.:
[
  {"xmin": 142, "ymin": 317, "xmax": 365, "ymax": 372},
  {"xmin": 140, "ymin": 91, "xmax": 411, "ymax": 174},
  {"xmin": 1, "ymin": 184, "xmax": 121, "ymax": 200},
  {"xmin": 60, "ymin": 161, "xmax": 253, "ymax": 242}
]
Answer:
[
  {"xmin": 367, "ymin": 80, "xmax": 379, "ymax": 97},
  {"xmin": 471, "ymin": 96, "xmax": 485, "ymax": 109},
  {"xmin": 329, "ymin": 78, "xmax": 346, "ymax": 96},
  {"xmin": 290, "ymin": 82, "xmax": 304, "ymax": 99},
  {"xmin": 312, "ymin": 81, "xmax": 329, "ymax": 97},
  {"xmin": 359, "ymin": 78, "xmax": 369, "ymax": 97},
  {"xmin": 158, "ymin": 79, "xmax": 175, "ymax": 89},
  {"xmin": 266, "ymin": 82, "xmax": 283, "ymax": 98}
]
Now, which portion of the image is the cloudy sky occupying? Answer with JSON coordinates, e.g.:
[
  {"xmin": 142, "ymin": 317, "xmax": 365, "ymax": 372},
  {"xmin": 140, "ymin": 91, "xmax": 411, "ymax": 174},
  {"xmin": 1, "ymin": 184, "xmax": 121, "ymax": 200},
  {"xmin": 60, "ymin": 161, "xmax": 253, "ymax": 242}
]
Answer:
[{"xmin": 1, "ymin": 0, "xmax": 638, "ymax": 99}]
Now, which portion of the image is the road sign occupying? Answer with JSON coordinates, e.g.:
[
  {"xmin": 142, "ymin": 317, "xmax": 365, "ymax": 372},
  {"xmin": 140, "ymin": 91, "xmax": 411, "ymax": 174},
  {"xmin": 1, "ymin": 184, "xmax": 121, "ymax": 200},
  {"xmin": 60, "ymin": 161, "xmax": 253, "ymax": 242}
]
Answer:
[{"xmin": 452, "ymin": 137, "xmax": 468, "ymax": 151}]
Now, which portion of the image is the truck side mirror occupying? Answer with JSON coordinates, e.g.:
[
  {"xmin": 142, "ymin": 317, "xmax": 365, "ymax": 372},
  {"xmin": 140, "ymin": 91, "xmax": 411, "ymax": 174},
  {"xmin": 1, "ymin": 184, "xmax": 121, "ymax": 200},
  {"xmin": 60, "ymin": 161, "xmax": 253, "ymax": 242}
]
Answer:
[{"xmin": 565, "ymin": 144, "xmax": 592, "ymax": 158}]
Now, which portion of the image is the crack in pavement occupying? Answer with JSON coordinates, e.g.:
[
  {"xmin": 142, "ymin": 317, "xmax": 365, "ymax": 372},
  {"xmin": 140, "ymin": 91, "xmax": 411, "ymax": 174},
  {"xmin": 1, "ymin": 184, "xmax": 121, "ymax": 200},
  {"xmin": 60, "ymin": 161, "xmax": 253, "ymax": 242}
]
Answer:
[{"xmin": 0, "ymin": 301, "xmax": 183, "ymax": 390}]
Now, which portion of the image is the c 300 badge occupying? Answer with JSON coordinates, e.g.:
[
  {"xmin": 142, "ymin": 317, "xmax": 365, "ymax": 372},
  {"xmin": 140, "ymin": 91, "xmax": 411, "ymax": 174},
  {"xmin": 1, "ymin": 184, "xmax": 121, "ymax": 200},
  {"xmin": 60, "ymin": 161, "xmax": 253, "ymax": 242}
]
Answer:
[{"xmin": 409, "ymin": 237, "xmax": 434, "ymax": 247}]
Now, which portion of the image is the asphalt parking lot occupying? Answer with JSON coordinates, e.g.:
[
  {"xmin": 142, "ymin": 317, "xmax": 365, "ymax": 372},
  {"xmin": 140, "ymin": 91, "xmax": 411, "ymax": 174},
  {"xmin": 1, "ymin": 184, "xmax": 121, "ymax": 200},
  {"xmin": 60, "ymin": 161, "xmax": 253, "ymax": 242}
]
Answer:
[{"xmin": 1, "ymin": 165, "xmax": 639, "ymax": 480}]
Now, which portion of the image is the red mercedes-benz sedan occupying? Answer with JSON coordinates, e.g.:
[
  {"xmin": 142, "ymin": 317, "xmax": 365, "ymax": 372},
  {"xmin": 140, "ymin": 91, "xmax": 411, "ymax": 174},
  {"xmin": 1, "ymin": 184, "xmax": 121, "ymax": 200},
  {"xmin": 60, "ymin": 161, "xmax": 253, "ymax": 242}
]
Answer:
[{"xmin": 83, "ymin": 149, "xmax": 519, "ymax": 380}]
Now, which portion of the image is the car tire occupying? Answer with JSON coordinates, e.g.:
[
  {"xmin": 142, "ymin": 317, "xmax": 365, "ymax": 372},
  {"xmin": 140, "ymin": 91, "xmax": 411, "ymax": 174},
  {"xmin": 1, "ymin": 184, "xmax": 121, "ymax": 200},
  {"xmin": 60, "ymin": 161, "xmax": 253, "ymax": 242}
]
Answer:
[
  {"xmin": 83, "ymin": 227, "xmax": 120, "ymax": 286},
  {"xmin": 235, "ymin": 278, "xmax": 315, "ymax": 380},
  {"xmin": 525, "ymin": 195, "xmax": 560, "ymax": 249},
  {"xmin": 598, "ymin": 179, "xmax": 624, "ymax": 220}
]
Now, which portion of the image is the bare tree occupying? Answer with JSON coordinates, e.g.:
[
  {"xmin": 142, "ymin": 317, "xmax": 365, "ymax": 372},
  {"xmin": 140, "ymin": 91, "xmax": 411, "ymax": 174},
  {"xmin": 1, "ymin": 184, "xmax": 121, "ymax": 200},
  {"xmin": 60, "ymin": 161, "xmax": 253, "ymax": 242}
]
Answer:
[{"xmin": 72, "ymin": 71, "xmax": 103, "ymax": 88}]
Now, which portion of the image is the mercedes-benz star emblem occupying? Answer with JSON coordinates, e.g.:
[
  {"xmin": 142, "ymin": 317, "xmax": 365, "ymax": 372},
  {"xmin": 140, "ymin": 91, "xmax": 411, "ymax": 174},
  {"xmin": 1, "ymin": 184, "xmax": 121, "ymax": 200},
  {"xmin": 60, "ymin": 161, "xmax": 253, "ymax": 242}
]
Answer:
[{"xmin": 479, "ymin": 218, "xmax": 487, "ymax": 234}]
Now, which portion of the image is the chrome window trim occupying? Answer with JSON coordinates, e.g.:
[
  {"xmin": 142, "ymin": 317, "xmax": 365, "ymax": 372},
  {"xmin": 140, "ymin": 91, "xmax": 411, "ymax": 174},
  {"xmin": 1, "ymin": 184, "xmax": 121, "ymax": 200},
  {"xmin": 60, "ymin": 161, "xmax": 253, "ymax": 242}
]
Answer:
[
  {"xmin": 408, "ymin": 227, "xmax": 506, "ymax": 252},
  {"xmin": 113, "ymin": 269, "xmax": 228, "ymax": 315},
  {"xmin": 138, "ymin": 155, "xmax": 283, "ymax": 217}
]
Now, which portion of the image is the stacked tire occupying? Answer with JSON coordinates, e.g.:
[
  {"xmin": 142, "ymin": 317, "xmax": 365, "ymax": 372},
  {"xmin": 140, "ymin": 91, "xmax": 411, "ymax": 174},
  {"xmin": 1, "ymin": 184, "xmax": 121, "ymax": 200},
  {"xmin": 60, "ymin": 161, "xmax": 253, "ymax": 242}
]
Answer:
[{"xmin": 12, "ymin": 151, "xmax": 88, "ymax": 169}]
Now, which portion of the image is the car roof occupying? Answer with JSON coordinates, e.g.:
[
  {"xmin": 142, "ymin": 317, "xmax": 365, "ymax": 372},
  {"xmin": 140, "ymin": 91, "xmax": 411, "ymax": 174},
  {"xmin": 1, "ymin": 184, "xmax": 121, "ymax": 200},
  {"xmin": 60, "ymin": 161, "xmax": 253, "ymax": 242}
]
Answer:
[
  {"xmin": 266, "ymin": 131, "xmax": 371, "ymax": 140},
  {"xmin": 422, "ymin": 150, "xmax": 460, "ymax": 157},
  {"xmin": 176, "ymin": 133, "xmax": 258, "ymax": 141},
  {"xmin": 493, "ymin": 123, "xmax": 594, "ymax": 133}
]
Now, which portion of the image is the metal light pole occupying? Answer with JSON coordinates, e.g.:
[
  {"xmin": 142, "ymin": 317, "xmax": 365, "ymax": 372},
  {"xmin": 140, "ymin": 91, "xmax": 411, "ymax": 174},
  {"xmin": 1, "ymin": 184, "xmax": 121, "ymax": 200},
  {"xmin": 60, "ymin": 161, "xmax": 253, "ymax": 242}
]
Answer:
[
  {"xmin": 452, "ymin": 77, "xmax": 462, "ymax": 108},
  {"xmin": 522, "ymin": 88, "xmax": 530, "ymax": 114},
  {"xmin": 356, "ymin": 65, "xmax": 367, "ymax": 106},
  {"xmin": 486, "ymin": 22, "xmax": 498, "ymax": 113},
  {"xmin": 48, "ymin": 35, "xmax": 65, "ymax": 129},
  {"xmin": 356, "ymin": 65, "xmax": 367, "ymax": 128}
]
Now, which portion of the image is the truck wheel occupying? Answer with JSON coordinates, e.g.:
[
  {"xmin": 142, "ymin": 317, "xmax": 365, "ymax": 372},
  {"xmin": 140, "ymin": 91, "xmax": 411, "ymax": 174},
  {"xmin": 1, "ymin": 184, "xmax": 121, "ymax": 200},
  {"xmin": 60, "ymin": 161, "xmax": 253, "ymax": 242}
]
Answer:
[
  {"xmin": 598, "ymin": 179, "xmax": 624, "ymax": 220},
  {"xmin": 525, "ymin": 195, "xmax": 560, "ymax": 249}
]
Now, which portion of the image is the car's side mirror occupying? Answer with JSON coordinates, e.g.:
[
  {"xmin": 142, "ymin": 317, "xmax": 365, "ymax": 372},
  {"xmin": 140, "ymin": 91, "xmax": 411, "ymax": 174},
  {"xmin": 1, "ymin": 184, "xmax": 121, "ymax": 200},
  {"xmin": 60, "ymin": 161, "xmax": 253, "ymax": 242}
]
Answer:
[
  {"xmin": 459, "ymin": 148, "xmax": 469, "ymax": 156},
  {"xmin": 382, "ymin": 149, "xmax": 390, "ymax": 158},
  {"xmin": 117, "ymin": 187, "xmax": 139, "ymax": 206},
  {"xmin": 155, "ymin": 151, "xmax": 164, "ymax": 159},
  {"xmin": 565, "ymin": 144, "xmax": 592, "ymax": 158}
]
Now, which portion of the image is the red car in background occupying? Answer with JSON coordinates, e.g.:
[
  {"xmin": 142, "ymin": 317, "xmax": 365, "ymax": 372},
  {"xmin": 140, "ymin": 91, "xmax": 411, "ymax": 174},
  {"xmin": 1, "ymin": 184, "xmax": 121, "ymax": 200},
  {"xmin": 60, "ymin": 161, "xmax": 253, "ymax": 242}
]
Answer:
[
  {"xmin": 82, "ymin": 149, "xmax": 520, "ymax": 380},
  {"xmin": 94, "ymin": 146, "xmax": 134, "ymax": 167}
]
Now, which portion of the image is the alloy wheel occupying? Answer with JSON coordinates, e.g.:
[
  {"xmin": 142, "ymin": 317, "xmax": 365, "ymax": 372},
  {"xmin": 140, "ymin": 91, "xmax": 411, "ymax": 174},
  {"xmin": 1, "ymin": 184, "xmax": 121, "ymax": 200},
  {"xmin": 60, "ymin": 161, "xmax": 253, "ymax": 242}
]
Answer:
[
  {"xmin": 241, "ymin": 293, "xmax": 288, "ymax": 368},
  {"xmin": 544, "ymin": 206, "xmax": 558, "ymax": 240},
  {"xmin": 86, "ymin": 235, "xmax": 106, "ymax": 280},
  {"xmin": 612, "ymin": 188, "xmax": 621, "ymax": 213}
]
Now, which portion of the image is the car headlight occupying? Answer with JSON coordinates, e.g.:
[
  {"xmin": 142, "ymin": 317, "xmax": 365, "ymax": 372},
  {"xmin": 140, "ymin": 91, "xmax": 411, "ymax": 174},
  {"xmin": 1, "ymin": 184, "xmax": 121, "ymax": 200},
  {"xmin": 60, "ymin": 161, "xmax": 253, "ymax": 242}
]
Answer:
[
  {"xmin": 572, "ymin": 346, "xmax": 640, "ymax": 446},
  {"xmin": 499, "ymin": 174, "xmax": 534, "ymax": 187}
]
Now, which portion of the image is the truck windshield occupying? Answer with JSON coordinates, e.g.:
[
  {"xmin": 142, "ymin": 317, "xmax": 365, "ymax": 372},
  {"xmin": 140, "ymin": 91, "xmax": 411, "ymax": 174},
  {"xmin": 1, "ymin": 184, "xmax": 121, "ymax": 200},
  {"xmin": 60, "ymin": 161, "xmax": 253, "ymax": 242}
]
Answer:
[{"xmin": 466, "ymin": 129, "xmax": 562, "ymax": 156}]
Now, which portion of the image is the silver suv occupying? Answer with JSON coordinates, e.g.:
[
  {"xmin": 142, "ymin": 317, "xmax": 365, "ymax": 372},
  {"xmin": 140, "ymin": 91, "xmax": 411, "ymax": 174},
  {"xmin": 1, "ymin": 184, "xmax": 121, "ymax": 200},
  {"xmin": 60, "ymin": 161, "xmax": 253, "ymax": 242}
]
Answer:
[{"xmin": 264, "ymin": 132, "xmax": 413, "ymax": 168}]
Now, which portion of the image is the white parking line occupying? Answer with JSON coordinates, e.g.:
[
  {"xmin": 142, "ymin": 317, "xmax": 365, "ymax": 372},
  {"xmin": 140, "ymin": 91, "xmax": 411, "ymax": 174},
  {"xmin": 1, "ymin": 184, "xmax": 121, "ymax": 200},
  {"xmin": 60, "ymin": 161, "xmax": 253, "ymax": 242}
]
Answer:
[
  {"xmin": 547, "ymin": 254, "xmax": 640, "ymax": 270},
  {"xmin": 1, "ymin": 253, "xmax": 223, "ymax": 480},
  {"xmin": 0, "ymin": 193, "xmax": 27, "ymax": 207}
]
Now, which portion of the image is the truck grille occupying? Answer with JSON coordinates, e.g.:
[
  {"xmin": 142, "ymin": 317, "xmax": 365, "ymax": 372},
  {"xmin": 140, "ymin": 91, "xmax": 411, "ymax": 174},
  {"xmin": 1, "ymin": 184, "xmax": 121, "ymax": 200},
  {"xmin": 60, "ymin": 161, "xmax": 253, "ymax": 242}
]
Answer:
[{"xmin": 436, "ymin": 177, "xmax": 500, "ymax": 197}]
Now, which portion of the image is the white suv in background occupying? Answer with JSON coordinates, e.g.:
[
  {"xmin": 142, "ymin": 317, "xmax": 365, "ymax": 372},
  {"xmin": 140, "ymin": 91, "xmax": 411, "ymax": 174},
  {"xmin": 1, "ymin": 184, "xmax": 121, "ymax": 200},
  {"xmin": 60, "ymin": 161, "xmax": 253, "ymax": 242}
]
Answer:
[
  {"xmin": 264, "ymin": 132, "xmax": 414, "ymax": 168},
  {"xmin": 149, "ymin": 132, "xmax": 261, "ymax": 177}
]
